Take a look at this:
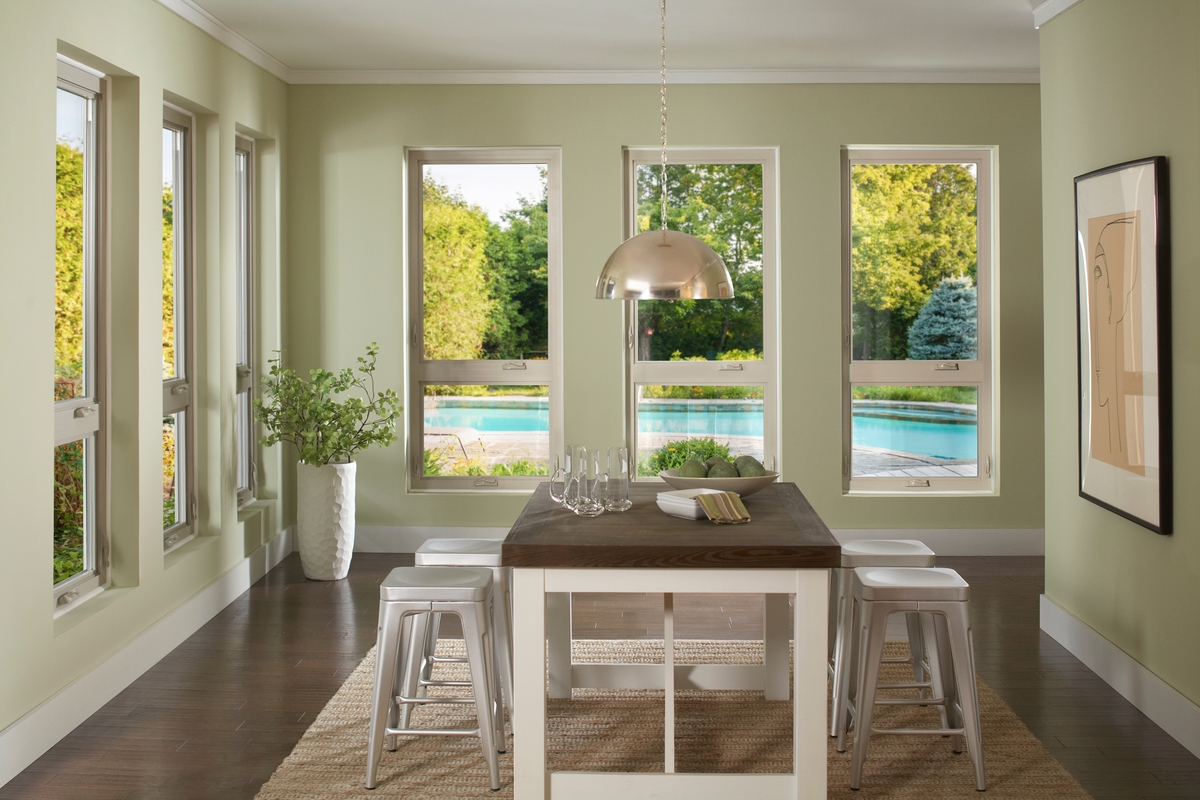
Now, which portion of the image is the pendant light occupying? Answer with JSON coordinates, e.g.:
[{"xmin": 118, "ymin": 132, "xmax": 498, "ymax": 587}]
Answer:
[{"xmin": 594, "ymin": 0, "xmax": 733, "ymax": 300}]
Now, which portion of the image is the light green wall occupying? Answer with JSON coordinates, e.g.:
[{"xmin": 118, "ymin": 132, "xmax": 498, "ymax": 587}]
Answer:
[
  {"xmin": 0, "ymin": 0, "xmax": 287, "ymax": 732},
  {"xmin": 1041, "ymin": 0, "xmax": 1200, "ymax": 705},
  {"xmin": 288, "ymin": 82, "xmax": 1045, "ymax": 531}
]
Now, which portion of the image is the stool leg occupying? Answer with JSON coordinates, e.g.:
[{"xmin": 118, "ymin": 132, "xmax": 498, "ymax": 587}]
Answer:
[
  {"xmin": 944, "ymin": 603, "xmax": 986, "ymax": 791},
  {"xmin": 834, "ymin": 588, "xmax": 860, "ymax": 753},
  {"xmin": 919, "ymin": 612, "xmax": 961, "ymax": 751},
  {"xmin": 367, "ymin": 602, "xmax": 406, "ymax": 789},
  {"xmin": 397, "ymin": 611, "xmax": 430, "ymax": 736},
  {"xmin": 485, "ymin": 593, "xmax": 506, "ymax": 753},
  {"xmin": 461, "ymin": 603, "xmax": 501, "ymax": 791},
  {"xmin": 932, "ymin": 611, "xmax": 965, "ymax": 752},
  {"xmin": 905, "ymin": 611, "xmax": 927, "ymax": 689},
  {"xmin": 849, "ymin": 602, "xmax": 891, "ymax": 790},
  {"xmin": 492, "ymin": 566, "xmax": 515, "ymax": 722},
  {"xmin": 830, "ymin": 568, "xmax": 859, "ymax": 738},
  {"xmin": 388, "ymin": 612, "xmax": 418, "ymax": 750}
]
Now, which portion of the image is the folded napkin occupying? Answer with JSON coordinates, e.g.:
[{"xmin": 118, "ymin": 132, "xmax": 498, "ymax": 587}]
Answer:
[{"xmin": 695, "ymin": 491, "xmax": 751, "ymax": 524}]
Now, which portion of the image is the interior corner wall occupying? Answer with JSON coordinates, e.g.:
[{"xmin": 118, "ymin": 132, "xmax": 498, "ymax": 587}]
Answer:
[
  {"xmin": 286, "ymin": 82, "xmax": 1044, "ymax": 534},
  {"xmin": 1040, "ymin": 0, "xmax": 1200, "ymax": 706},
  {"xmin": 0, "ymin": 0, "xmax": 288, "ymax": 737}
]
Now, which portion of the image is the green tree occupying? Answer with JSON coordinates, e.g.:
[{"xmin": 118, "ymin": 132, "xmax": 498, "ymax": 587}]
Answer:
[
  {"xmin": 162, "ymin": 185, "xmax": 175, "ymax": 377},
  {"xmin": 55, "ymin": 142, "xmax": 85, "ymax": 398},
  {"xmin": 907, "ymin": 276, "xmax": 978, "ymax": 360},
  {"xmin": 635, "ymin": 164, "xmax": 765, "ymax": 361},
  {"xmin": 422, "ymin": 178, "xmax": 494, "ymax": 360},
  {"xmin": 851, "ymin": 164, "xmax": 977, "ymax": 360},
  {"xmin": 483, "ymin": 179, "xmax": 549, "ymax": 360}
]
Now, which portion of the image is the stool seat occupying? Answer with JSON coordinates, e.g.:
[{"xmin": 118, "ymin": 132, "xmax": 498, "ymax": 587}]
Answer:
[
  {"xmin": 416, "ymin": 537, "xmax": 503, "ymax": 566},
  {"xmin": 840, "ymin": 539, "xmax": 935, "ymax": 568},
  {"xmin": 381, "ymin": 566, "xmax": 492, "ymax": 602},
  {"xmin": 856, "ymin": 567, "xmax": 969, "ymax": 602}
]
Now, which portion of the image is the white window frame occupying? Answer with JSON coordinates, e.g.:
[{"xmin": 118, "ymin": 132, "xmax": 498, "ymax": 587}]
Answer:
[
  {"xmin": 234, "ymin": 135, "xmax": 256, "ymax": 507},
  {"xmin": 406, "ymin": 147, "xmax": 563, "ymax": 492},
  {"xmin": 54, "ymin": 58, "xmax": 108, "ymax": 605},
  {"xmin": 624, "ymin": 147, "xmax": 780, "ymax": 480},
  {"xmin": 841, "ymin": 147, "xmax": 995, "ymax": 495},
  {"xmin": 163, "ymin": 104, "xmax": 196, "ymax": 546}
]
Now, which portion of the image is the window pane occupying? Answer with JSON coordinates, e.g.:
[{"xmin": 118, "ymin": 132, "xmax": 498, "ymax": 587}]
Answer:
[
  {"xmin": 422, "ymin": 385, "xmax": 549, "ymax": 477},
  {"xmin": 236, "ymin": 390, "xmax": 252, "ymax": 494},
  {"xmin": 422, "ymin": 163, "xmax": 549, "ymax": 361},
  {"xmin": 163, "ymin": 412, "xmax": 185, "ymax": 529},
  {"xmin": 56, "ymin": 88, "xmax": 89, "ymax": 401},
  {"xmin": 851, "ymin": 385, "xmax": 978, "ymax": 477},
  {"xmin": 635, "ymin": 164, "xmax": 763, "ymax": 361},
  {"xmin": 53, "ymin": 439, "xmax": 87, "ymax": 584},
  {"xmin": 162, "ymin": 127, "xmax": 182, "ymax": 380},
  {"xmin": 635, "ymin": 385, "xmax": 764, "ymax": 476},
  {"xmin": 850, "ymin": 164, "xmax": 978, "ymax": 362}
]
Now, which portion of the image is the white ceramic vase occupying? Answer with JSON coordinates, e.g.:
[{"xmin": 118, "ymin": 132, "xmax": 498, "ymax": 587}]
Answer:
[{"xmin": 296, "ymin": 460, "xmax": 356, "ymax": 580}]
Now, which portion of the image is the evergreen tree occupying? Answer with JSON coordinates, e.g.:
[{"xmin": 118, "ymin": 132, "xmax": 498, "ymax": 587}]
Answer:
[{"xmin": 906, "ymin": 276, "xmax": 977, "ymax": 360}]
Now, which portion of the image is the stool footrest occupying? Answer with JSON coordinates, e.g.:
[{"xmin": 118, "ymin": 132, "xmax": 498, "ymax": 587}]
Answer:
[
  {"xmin": 876, "ymin": 680, "xmax": 934, "ymax": 691},
  {"xmin": 397, "ymin": 695, "xmax": 477, "ymax": 705},
  {"xmin": 419, "ymin": 678, "xmax": 472, "ymax": 688},
  {"xmin": 386, "ymin": 726, "xmax": 481, "ymax": 738},
  {"xmin": 430, "ymin": 655, "xmax": 468, "ymax": 664},
  {"xmin": 870, "ymin": 726, "xmax": 965, "ymax": 736},
  {"xmin": 873, "ymin": 696, "xmax": 947, "ymax": 706}
]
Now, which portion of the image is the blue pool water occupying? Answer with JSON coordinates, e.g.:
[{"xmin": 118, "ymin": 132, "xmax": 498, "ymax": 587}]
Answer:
[{"xmin": 426, "ymin": 406, "xmax": 977, "ymax": 460}]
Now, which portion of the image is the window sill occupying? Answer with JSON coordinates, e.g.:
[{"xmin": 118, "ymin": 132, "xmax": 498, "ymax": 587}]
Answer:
[
  {"xmin": 238, "ymin": 498, "xmax": 271, "ymax": 523},
  {"xmin": 164, "ymin": 532, "xmax": 218, "ymax": 570},
  {"xmin": 53, "ymin": 585, "xmax": 133, "ymax": 636}
]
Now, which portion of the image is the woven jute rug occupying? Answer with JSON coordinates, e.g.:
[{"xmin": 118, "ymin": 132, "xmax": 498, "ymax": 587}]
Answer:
[{"xmin": 255, "ymin": 639, "xmax": 1090, "ymax": 799}]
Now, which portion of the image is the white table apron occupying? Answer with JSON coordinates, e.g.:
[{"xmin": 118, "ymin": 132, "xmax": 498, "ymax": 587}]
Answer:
[{"xmin": 512, "ymin": 567, "xmax": 830, "ymax": 800}]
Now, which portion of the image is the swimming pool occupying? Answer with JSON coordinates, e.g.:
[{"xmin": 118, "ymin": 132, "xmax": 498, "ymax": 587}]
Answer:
[{"xmin": 425, "ymin": 403, "xmax": 977, "ymax": 461}]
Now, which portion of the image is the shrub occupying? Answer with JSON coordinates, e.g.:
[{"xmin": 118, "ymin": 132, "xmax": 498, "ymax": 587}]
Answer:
[
  {"xmin": 852, "ymin": 385, "xmax": 976, "ymax": 405},
  {"xmin": 907, "ymin": 276, "xmax": 977, "ymax": 360},
  {"xmin": 640, "ymin": 437, "xmax": 731, "ymax": 476}
]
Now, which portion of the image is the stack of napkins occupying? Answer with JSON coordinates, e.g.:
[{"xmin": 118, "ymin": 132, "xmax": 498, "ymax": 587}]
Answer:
[{"xmin": 656, "ymin": 488, "xmax": 751, "ymax": 524}]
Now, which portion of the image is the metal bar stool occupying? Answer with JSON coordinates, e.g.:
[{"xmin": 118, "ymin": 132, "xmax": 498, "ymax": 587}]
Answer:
[
  {"xmin": 839, "ymin": 566, "xmax": 985, "ymax": 792},
  {"xmin": 365, "ymin": 566, "xmax": 504, "ymax": 792},
  {"xmin": 401, "ymin": 539, "xmax": 513, "ymax": 729},
  {"xmin": 829, "ymin": 539, "xmax": 936, "ymax": 738}
]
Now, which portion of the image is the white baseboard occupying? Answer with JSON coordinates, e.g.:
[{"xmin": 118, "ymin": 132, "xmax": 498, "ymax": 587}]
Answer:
[
  {"xmin": 831, "ymin": 528, "xmax": 1045, "ymax": 556},
  {"xmin": 0, "ymin": 526, "xmax": 295, "ymax": 788},
  {"xmin": 1040, "ymin": 594, "xmax": 1200, "ymax": 759},
  {"xmin": 355, "ymin": 525, "xmax": 511, "ymax": 553}
]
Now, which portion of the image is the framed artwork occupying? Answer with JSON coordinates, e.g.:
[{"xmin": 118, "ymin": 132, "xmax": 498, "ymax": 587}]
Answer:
[{"xmin": 1075, "ymin": 156, "xmax": 1171, "ymax": 534}]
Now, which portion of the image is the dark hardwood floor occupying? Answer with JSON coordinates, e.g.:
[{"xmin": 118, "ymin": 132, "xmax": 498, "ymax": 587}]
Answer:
[{"xmin": 3, "ymin": 553, "xmax": 1198, "ymax": 799}]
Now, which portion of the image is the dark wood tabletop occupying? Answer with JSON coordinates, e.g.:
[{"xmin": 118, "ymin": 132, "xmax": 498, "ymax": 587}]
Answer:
[{"xmin": 502, "ymin": 481, "xmax": 840, "ymax": 569}]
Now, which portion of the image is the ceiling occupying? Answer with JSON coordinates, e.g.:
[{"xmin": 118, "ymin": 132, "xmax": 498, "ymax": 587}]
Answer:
[{"xmin": 169, "ymin": 0, "xmax": 1051, "ymax": 83}]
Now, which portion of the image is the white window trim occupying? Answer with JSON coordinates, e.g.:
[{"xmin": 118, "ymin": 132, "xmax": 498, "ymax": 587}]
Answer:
[
  {"xmin": 163, "ymin": 104, "xmax": 197, "ymax": 545},
  {"xmin": 406, "ymin": 147, "xmax": 563, "ymax": 492},
  {"xmin": 54, "ymin": 57, "xmax": 108, "ymax": 605},
  {"xmin": 841, "ymin": 146, "xmax": 996, "ymax": 495},
  {"xmin": 234, "ymin": 134, "xmax": 256, "ymax": 507},
  {"xmin": 624, "ymin": 147, "xmax": 781, "ymax": 480}
]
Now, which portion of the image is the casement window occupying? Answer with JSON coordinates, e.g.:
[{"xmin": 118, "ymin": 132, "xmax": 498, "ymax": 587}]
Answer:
[
  {"xmin": 162, "ymin": 105, "xmax": 196, "ymax": 546},
  {"xmin": 624, "ymin": 148, "xmax": 778, "ymax": 479},
  {"xmin": 407, "ymin": 148, "xmax": 562, "ymax": 491},
  {"xmin": 234, "ymin": 135, "xmax": 256, "ymax": 506},
  {"xmin": 842, "ymin": 148, "xmax": 994, "ymax": 493},
  {"xmin": 54, "ymin": 57, "xmax": 108, "ymax": 605}
]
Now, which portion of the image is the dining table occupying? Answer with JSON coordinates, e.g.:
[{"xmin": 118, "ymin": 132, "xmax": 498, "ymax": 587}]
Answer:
[{"xmin": 502, "ymin": 480, "xmax": 841, "ymax": 800}]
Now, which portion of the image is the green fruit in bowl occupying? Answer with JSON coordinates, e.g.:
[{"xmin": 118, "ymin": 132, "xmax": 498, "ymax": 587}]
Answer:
[
  {"xmin": 678, "ymin": 459, "xmax": 709, "ymax": 478},
  {"xmin": 704, "ymin": 456, "xmax": 727, "ymax": 467},
  {"xmin": 735, "ymin": 455, "xmax": 767, "ymax": 477},
  {"xmin": 706, "ymin": 459, "xmax": 738, "ymax": 478}
]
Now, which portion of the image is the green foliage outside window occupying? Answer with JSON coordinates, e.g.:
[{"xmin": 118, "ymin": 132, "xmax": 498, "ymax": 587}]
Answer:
[
  {"xmin": 852, "ymin": 385, "xmax": 977, "ymax": 405},
  {"xmin": 639, "ymin": 437, "xmax": 732, "ymax": 477},
  {"xmin": 906, "ymin": 276, "xmax": 978, "ymax": 361}
]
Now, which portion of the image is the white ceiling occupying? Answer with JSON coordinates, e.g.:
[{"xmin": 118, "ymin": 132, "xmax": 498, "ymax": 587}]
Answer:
[{"xmin": 169, "ymin": 0, "xmax": 1049, "ymax": 83}]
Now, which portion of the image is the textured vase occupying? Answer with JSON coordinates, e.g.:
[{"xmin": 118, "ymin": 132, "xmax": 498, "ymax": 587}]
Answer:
[{"xmin": 296, "ymin": 461, "xmax": 356, "ymax": 580}]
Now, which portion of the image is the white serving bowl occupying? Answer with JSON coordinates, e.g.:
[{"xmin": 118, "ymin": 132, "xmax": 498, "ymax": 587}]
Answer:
[
  {"xmin": 658, "ymin": 469, "xmax": 780, "ymax": 497},
  {"xmin": 656, "ymin": 488, "xmax": 726, "ymax": 519}
]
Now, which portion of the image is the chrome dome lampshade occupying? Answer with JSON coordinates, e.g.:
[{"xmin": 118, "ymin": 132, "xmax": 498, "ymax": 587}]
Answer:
[{"xmin": 595, "ymin": 228, "xmax": 732, "ymax": 299}]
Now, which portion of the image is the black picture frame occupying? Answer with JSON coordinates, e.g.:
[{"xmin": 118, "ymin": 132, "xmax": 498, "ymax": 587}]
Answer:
[{"xmin": 1074, "ymin": 156, "xmax": 1171, "ymax": 534}]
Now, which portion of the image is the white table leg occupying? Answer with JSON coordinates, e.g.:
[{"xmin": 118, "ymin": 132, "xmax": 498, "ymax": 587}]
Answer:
[
  {"xmin": 514, "ymin": 568, "xmax": 549, "ymax": 799},
  {"xmin": 793, "ymin": 569, "xmax": 829, "ymax": 799},
  {"xmin": 547, "ymin": 592, "xmax": 572, "ymax": 699},
  {"xmin": 764, "ymin": 593, "xmax": 791, "ymax": 701}
]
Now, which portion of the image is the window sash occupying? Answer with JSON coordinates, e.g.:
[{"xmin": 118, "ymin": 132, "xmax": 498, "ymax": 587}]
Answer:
[
  {"xmin": 841, "ymin": 148, "xmax": 994, "ymax": 494},
  {"xmin": 407, "ymin": 148, "xmax": 563, "ymax": 492},
  {"xmin": 54, "ymin": 60, "xmax": 106, "ymax": 602},
  {"xmin": 235, "ymin": 136, "xmax": 255, "ymax": 504},
  {"xmin": 623, "ymin": 148, "xmax": 779, "ymax": 480},
  {"xmin": 163, "ymin": 105, "xmax": 195, "ymax": 544}
]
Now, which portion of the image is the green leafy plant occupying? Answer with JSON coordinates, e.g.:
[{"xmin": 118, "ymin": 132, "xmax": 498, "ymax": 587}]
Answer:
[
  {"xmin": 640, "ymin": 437, "xmax": 732, "ymax": 477},
  {"xmin": 255, "ymin": 343, "xmax": 402, "ymax": 466}
]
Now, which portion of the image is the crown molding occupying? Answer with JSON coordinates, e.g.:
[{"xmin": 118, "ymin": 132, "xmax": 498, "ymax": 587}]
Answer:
[
  {"xmin": 155, "ymin": 0, "xmax": 291, "ymax": 82},
  {"xmin": 156, "ymin": 0, "xmax": 1039, "ymax": 86},
  {"xmin": 1033, "ymin": 0, "xmax": 1086, "ymax": 29},
  {"xmin": 289, "ymin": 68, "xmax": 1039, "ymax": 85}
]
